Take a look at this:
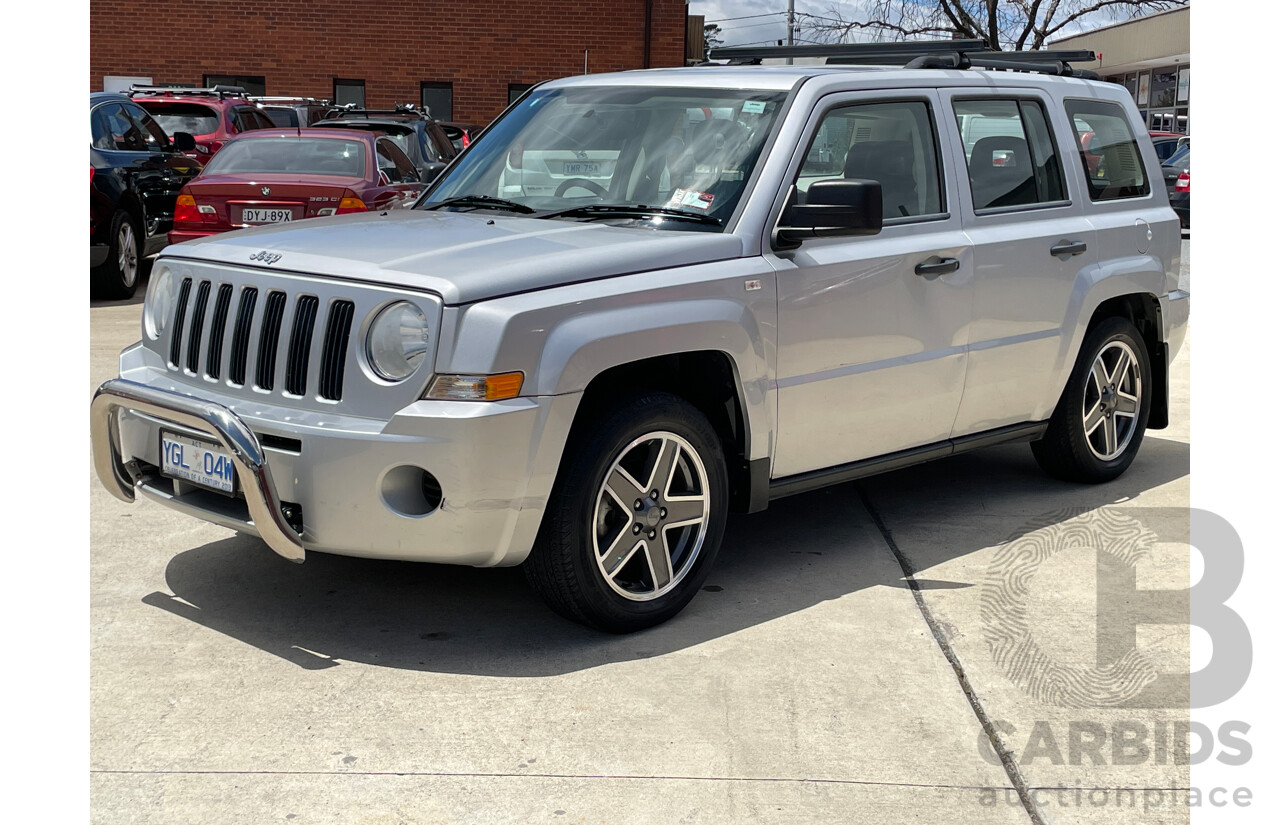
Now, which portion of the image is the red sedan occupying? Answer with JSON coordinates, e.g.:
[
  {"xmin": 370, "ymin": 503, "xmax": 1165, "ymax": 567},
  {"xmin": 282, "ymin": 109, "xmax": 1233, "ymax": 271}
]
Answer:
[{"xmin": 169, "ymin": 128, "xmax": 425, "ymax": 244}]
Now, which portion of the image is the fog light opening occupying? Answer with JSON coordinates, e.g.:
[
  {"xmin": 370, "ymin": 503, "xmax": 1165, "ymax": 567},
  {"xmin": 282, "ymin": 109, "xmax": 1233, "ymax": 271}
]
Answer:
[{"xmin": 379, "ymin": 465, "xmax": 443, "ymax": 517}]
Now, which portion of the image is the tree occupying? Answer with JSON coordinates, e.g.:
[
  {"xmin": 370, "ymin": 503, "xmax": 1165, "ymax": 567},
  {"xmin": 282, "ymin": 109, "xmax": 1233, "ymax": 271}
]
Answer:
[
  {"xmin": 800, "ymin": 0, "xmax": 1187, "ymax": 51},
  {"xmin": 703, "ymin": 23, "xmax": 724, "ymax": 60}
]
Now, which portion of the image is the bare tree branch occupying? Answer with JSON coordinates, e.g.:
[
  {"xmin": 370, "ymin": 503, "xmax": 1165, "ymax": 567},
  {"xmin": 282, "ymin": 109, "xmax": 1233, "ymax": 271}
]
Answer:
[{"xmin": 798, "ymin": 0, "xmax": 1187, "ymax": 51}]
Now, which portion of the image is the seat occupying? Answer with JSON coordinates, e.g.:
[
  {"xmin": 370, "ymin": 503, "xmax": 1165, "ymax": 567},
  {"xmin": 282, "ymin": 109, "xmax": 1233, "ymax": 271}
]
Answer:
[
  {"xmin": 843, "ymin": 140, "xmax": 918, "ymax": 218},
  {"xmin": 968, "ymin": 136, "xmax": 1037, "ymax": 209}
]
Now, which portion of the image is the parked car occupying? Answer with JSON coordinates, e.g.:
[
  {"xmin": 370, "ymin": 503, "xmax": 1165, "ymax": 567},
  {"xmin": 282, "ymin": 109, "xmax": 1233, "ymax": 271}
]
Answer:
[
  {"xmin": 1148, "ymin": 130, "xmax": 1185, "ymax": 163},
  {"xmin": 129, "ymin": 86, "xmax": 274, "ymax": 161},
  {"xmin": 92, "ymin": 45, "xmax": 1187, "ymax": 632},
  {"xmin": 312, "ymin": 104, "xmax": 454, "ymax": 181},
  {"xmin": 90, "ymin": 92, "xmax": 203, "ymax": 298},
  {"xmin": 252, "ymin": 96, "xmax": 333, "ymax": 128},
  {"xmin": 168, "ymin": 129, "xmax": 425, "ymax": 244},
  {"xmin": 1162, "ymin": 144, "xmax": 1190, "ymax": 229},
  {"xmin": 439, "ymin": 121, "xmax": 476, "ymax": 154}
]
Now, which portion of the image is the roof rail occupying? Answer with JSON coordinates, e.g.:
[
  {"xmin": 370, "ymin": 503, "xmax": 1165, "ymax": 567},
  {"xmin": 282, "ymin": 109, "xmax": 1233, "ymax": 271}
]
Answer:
[
  {"xmin": 128, "ymin": 84, "xmax": 250, "ymax": 99},
  {"xmin": 707, "ymin": 40, "xmax": 1097, "ymax": 76},
  {"xmin": 251, "ymin": 96, "xmax": 332, "ymax": 105}
]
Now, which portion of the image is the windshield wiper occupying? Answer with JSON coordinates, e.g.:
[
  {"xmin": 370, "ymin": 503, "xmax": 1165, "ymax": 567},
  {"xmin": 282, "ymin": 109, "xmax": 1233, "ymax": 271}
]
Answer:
[
  {"xmin": 422, "ymin": 195, "xmax": 537, "ymax": 214},
  {"xmin": 538, "ymin": 204, "xmax": 723, "ymax": 226}
]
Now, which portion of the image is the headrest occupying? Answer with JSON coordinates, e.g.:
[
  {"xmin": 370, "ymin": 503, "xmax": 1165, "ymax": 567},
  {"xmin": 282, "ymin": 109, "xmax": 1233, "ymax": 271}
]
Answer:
[{"xmin": 844, "ymin": 140, "xmax": 914, "ymax": 179}]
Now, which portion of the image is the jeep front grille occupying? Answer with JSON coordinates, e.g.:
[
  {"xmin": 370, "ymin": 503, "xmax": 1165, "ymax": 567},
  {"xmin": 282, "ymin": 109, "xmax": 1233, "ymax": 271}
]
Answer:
[{"xmin": 168, "ymin": 277, "xmax": 354, "ymax": 402}]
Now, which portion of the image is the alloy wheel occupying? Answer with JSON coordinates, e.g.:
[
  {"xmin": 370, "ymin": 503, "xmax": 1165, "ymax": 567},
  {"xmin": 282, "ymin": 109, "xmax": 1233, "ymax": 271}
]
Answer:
[
  {"xmin": 591, "ymin": 431, "xmax": 710, "ymax": 601},
  {"xmin": 117, "ymin": 222, "xmax": 138, "ymax": 289},
  {"xmin": 1082, "ymin": 340, "xmax": 1142, "ymax": 461}
]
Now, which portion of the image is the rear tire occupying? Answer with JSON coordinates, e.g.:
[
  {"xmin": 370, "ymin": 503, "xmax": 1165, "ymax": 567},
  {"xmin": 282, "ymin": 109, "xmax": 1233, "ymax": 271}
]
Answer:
[
  {"xmin": 93, "ymin": 210, "xmax": 142, "ymax": 300},
  {"xmin": 1031, "ymin": 317, "xmax": 1152, "ymax": 483},
  {"xmin": 525, "ymin": 392, "xmax": 728, "ymax": 632}
]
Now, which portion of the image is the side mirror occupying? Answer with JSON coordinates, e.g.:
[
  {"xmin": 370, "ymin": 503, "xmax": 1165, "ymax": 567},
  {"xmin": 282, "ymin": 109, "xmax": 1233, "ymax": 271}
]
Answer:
[
  {"xmin": 775, "ymin": 179, "xmax": 883, "ymax": 248},
  {"xmin": 419, "ymin": 161, "xmax": 448, "ymax": 183},
  {"xmin": 171, "ymin": 132, "xmax": 196, "ymax": 152}
]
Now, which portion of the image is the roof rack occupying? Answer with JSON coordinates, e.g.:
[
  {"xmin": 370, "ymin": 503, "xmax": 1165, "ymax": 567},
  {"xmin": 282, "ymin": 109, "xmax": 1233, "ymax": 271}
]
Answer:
[
  {"xmin": 327, "ymin": 102, "xmax": 429, "ymax": 119},
  {"xmin": 251, "ymin": 96, "xmax": 332, "ymax": 105},
  {"xmin": 707, "ymin": 40, "xmax": 1098, "ymax": 78},
  {"xmin": 128, "ymin": 84, "xmax": 250, "ymax": 99}
]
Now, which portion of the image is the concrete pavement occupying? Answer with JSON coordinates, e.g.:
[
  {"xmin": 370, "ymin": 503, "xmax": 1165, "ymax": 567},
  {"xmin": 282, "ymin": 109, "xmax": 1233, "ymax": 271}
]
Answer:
[{"xmin": 90, "ymin": 242, "xmax": 1192, "ymax": 824}]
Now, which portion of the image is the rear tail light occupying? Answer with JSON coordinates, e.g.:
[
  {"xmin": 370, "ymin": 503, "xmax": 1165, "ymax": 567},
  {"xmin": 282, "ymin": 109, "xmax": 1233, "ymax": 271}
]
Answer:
[
  {"xmin": 461, "ymin": 132, "xmax": 471, "ymax": 148},
  {"xmin": 1175, "ymin": 171, "xmax": 1190, "ymax": 193},
  {"xmin": 336, "ymin": 197, "xmax": 367, "ymax": 214},
  {"xmin": 174, "ymin": 194, "xmax": 201, "ymax": 225},
  {"xmin": 90, "ymin": 166, "xmax": 95, "ymax": 183},
  {"xmin": 195, "ymin": 140, "xmax": 223, "ymax": 156}
]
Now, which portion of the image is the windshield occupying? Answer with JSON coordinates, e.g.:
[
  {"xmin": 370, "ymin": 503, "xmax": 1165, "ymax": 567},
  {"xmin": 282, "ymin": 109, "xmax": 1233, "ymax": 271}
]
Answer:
[
  {"xmin": 141, "ymin": 102, "xmax": 220, "ymax": 136},
  {"xmin": 420, "ymin": 86, "xmax": 788, "ymax": 229},
  {"xmin": 203, "ymin": 136, "xmax": 367, "ymax": 177}
]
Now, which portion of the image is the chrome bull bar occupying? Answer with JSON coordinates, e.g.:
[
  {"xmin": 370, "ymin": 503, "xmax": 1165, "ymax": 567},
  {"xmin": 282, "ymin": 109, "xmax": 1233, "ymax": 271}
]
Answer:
[{"xmin": 90, "ymin": 378, "xmax": 306, "ymax": 563}]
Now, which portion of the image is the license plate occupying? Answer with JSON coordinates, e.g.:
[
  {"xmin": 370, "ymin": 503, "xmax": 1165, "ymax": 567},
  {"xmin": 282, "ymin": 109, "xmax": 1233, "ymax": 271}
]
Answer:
[
  {"xmin": 160, "ymin": 431, "xmax": 236, "ymax": 494},
  {"xmin": 242, "ymin": 208, "xmax": 294, "ymax": 224},
  {"xmin": 563, "ymin": 162, "xmax": 601, "ymax": 176}
]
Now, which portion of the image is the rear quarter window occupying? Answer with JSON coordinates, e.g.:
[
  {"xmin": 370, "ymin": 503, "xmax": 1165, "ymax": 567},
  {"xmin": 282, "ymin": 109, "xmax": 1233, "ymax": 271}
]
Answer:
[{"xmin": 1064, "ymin": 99, "xmax": 1150, "ymax": 201}]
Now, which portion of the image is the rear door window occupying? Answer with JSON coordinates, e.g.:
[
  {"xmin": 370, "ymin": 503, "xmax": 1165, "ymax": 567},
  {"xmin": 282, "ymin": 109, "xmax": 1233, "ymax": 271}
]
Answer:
[
  {"xmin": 124, "ymin": 103, "xmax": 171, "ymax": 150},
  {"xmin": 100, "ymin": 103, "xmax": 148, "ymax": 152},
  {"xmin": 376, "ymin": 137, "xmax": 419, "ymax": 182},
  {"xmin": 1065, "ymin": 99, "xmax": 1150, "ymax": 201},
  {"xmin": 953, "ymin": 98, "xmax": 1066, "ymax": 211}
]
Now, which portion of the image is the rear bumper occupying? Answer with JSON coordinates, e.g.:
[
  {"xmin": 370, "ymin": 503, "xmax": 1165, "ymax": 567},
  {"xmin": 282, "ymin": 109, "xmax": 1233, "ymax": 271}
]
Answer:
[
  {"xmin": 168, "ymin": 229, "xmax": 221, "ymax": 245},
  {"xmin": 1160, "ymin": 289, "xmax": 1190, "ymax": 361}
]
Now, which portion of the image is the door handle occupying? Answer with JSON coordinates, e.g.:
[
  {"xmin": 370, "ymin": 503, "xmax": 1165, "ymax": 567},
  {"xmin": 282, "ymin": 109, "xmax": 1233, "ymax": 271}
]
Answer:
[
  {"xmin": 914, "ymin": 257, "xmax": 960, "ymax": 278},
  {"xmin": 1050, "ymin": 240, "xmax": 1087, "ymax": 258}
]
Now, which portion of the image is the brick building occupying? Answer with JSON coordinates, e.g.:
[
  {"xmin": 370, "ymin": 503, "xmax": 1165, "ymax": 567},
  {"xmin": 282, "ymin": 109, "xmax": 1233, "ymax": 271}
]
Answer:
[{"xmin": 90, "ymin": 0, "xmax": 691, "ymax": 125}]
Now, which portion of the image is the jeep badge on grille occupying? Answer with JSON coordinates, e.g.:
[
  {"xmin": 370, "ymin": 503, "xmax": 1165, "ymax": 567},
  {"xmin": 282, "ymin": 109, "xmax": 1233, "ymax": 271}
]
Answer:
[{"xmin": 249, "ymin": 251, "xmax": 282, "ymax": 264}]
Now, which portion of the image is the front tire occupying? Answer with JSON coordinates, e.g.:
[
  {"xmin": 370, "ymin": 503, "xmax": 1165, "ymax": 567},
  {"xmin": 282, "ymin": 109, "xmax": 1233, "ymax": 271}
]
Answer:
[
  {"xmin": 93, "ymin": 210, "xmax": 142, "ymax": 300},
  {"xmin": 1032, "ymin": 316, "xmax": 1152, "ymax": 483},
  {"xmin": 525, "ymin": 392, "xmax": 728, "ymax": 632}
]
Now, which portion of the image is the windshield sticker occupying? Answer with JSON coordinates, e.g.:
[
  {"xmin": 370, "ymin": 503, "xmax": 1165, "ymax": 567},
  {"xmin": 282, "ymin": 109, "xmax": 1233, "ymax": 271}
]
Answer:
[
  {"xmin": 741, "ymin": 100, "xmax": 766, "ymax": 114},
  {"xmin": 667, "ymin": 189, "xmax": 715, "ymax": 212}
]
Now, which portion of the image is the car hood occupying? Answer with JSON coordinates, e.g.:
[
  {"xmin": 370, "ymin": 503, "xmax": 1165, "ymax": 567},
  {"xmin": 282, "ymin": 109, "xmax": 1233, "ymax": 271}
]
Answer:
[{"xmin": 160, "ymin": 208, "xmax": 746, "ymax": 304}]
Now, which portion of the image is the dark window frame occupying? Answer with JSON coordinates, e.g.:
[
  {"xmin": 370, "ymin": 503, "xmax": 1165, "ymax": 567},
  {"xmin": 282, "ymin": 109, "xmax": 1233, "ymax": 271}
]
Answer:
[
  {"xmin": 419, "ymin": 81, "xmax": 454, "ymax": 121},
  {"xmin": 951, "ymin": 95, "xmax": 1071, "ymax": 215},
  {"xmin": 202, "ymin": 74, "xmax": 266, "ymax": 96},
  {"xmin": 792, "ymin": 95, "xmax": 950, "ymax": 227},
  {"xmin": 333, "ymin": 78, "xmax": 366, "ymax": 107},
  {"xmin": 508, "ymin": 83, "xmax": 535, "ymax": 106}
]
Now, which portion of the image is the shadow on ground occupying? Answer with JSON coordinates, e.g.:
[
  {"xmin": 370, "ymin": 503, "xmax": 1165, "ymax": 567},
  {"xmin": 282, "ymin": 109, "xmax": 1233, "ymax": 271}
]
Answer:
[{"xmin": 146, "ymin": 435, "xmax": 1188, "ymax": 677}]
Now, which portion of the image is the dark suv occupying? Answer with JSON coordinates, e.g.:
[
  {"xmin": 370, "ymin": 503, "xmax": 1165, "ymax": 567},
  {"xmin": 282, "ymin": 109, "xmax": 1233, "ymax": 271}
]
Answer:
[
  {"xmin": 90, "ymin": 92, "xmax": 202, "ymax": 298},
  {"xmin": 129, "ymin": 86, "xmax": 275, "ymax": 161},
  {"xmin": 312, "ymin": 104, "xmax": 455, "ymax": 181},
  {"xmin": 252, "ymin": 96, "xmax": 333, "ymax": 127}
]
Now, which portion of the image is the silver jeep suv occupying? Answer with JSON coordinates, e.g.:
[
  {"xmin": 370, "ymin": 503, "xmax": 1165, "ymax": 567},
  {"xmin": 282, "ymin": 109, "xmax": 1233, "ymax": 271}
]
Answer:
[{"xmin": 92, "ymin": 47, "xmax": 1188, "ymax": 632}]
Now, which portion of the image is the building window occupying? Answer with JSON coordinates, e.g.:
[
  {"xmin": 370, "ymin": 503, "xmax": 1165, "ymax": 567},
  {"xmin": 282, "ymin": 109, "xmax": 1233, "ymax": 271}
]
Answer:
[
  {"xmin": 334, "ymin": 78, "xmax": 365, "ymax": 107},
  {"xmin": 508, "ymin": 83, "xmax": 534, "ymax": 106},
  {"xmin": 420, "ymin": 82, "xmax": 453, "ymax": 121},
  {"xmin": 204, "ymin": 74, "xmax": 265, "ymax": 96}
]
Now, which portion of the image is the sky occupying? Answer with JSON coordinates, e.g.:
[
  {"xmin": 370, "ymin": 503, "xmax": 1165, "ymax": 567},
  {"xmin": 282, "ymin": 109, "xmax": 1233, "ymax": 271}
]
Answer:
[{"xmin": 687, "ymin": 1, "xmax": 1168, "ymax": 50}]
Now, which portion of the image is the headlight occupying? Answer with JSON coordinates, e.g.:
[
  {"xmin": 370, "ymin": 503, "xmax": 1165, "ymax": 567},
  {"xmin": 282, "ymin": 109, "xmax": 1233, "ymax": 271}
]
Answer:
[
  {"xmin": 144, "ymin": 267, "xmax": 176, "ymax": 340},
  {"xmin": 366, "ymin": 301, "xmax": 430, "ymax": 381}
]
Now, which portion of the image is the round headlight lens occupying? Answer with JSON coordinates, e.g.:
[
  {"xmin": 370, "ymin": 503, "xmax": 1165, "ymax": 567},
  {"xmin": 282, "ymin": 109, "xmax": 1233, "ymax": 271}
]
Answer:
[
  {"xmin": 145, "ymin": 267, "xmax": 176, "ymax": 340},
  {"xmin": 367, "ymin": 301, "xmax": 430, "ymax": 381}
]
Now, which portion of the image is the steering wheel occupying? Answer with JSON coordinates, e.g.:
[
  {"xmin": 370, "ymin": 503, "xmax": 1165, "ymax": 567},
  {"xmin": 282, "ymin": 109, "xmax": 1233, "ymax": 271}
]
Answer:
[{"xmin": 554, "ymin": 177, "xmax": 609, "ymax": 198}]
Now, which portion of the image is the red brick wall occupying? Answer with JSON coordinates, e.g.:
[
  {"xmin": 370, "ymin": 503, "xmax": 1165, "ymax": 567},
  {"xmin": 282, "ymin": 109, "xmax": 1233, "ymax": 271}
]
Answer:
[{"xmin": 90, "ymin": 0, "xmax": 689, "ymax": 125}]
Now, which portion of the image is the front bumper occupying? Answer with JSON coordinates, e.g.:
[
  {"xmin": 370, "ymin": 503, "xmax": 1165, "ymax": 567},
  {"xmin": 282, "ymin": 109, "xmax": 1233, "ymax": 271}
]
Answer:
[
  {"xmin": 92, "ymin": 371, "xmax": 579, "ymax": 567},
  {"xmin": 91, "ymin": 243, "xmax": 109, "ymax": 268}
]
